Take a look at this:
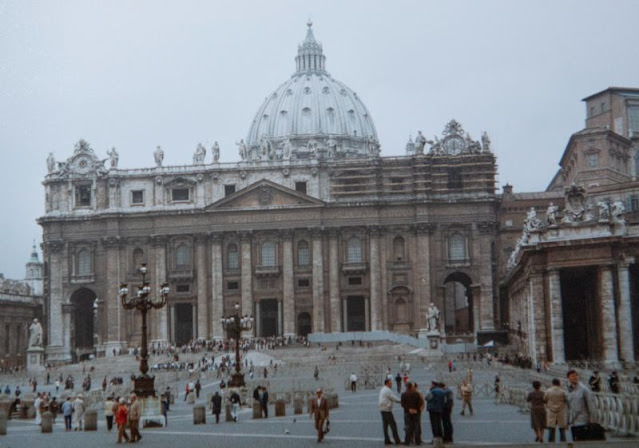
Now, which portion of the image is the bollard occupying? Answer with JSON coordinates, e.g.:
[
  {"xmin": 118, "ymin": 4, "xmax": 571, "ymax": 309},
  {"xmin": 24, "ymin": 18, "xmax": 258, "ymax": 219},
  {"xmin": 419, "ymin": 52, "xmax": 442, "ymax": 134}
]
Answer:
[
  {"xmin": 41, "ymin": 411, "xmax": 53, "ymax": 433},
  {"xmin": 193, "ymin": 405, "xmax": 206, "ymax": 424},
  {"xmin": 225, "ymin": 404, "xmax": 232, "ymax": 422},
  {"xmin": 294, "ymin": 399, "xmax": 303, "ymax": 415},
  {"xmin": 252, "ymin": 401, "xmax": 261, "ymax": 419},
  {"xmin": 187, "ymin": 392, "xmax": 196, "ymax": 405},
  {"xmin": 275, "ymin": 399, "xmax": 286, "ymax": 417},
  {"xmin": 0, "ymin": 409, "xmax": 7, "ymax": 435},
  {"xmin": 84, "ymin": 409, "xmax": 97, "ymax": 431}
]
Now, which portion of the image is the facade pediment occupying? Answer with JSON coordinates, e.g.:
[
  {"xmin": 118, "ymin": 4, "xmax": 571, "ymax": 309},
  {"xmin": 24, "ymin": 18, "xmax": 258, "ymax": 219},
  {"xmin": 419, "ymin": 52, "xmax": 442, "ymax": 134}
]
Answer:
[{"xmin": 206, "ymin": 179, "xmax": 325, "ymax": 210}]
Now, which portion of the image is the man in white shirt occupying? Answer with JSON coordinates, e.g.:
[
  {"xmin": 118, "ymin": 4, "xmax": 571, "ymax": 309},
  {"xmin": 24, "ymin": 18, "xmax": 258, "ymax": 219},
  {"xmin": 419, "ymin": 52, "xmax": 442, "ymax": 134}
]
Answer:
[
  {"xmin": 350, "ymin": 373, "xmax": 358, "ymax": 392},
  {"xmin": 379, "ymin": 378, "xmax": 402, "ymax": 445}
]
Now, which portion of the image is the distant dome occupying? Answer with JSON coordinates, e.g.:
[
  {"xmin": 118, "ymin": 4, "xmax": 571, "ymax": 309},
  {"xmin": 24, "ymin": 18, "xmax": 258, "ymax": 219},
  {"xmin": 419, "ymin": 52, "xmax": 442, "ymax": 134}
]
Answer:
[{"xmin": 245, "ymin": 22, "xmax": 379, "ymax": 161}]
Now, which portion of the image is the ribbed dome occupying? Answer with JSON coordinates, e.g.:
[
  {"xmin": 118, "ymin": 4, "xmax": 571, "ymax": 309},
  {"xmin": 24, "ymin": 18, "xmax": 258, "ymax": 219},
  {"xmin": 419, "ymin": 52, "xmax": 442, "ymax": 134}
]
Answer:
[{"xmin": 244, "ymin": 22, "xmax": 379, "ymax": 161}]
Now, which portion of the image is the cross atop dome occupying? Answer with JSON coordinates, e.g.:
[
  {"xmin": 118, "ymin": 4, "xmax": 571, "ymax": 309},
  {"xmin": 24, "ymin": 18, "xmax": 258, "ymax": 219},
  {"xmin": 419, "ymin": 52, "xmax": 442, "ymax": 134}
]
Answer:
[{"xmin": 296, "ymin": 21, "xmax": 326, "ymax": 74}]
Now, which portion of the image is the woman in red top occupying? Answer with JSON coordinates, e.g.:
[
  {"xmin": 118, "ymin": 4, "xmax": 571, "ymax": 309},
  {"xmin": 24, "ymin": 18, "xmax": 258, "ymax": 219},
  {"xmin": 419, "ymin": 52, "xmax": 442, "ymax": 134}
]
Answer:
[{"xmin": 115, "ymin": 398, "xmax": 130, "ymax": 444}]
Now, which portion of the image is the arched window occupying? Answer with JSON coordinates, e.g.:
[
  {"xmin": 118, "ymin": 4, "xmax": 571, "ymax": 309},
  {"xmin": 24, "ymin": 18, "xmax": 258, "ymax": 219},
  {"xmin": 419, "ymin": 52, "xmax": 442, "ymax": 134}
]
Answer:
[
  {"xmin": 77, "ymin": 248, "xmax": 91, "ymax": 275},
  {"xmin": 132, "ymin": 248, "xmax": 144, "ymax": 268},
  {"xmin": 449, "ymin": 233, "xmax": 466, "ymax": 261},
  {"xmin": 297, "ymin": 240, "xmax": 310, "ymax": 266},
  {"xmin": 393, "ymin": 236, "xmax": 405, "ymax": 261},
  {"xmin": 227, "ymin": 243, "xmax": 239, "ymax": 270},
  {"xmin": 175, "ymin": 244, "xmax": 191, "ymax": 269},
  {"xmin": 261, "ymin": 241, "xmax": 276, "ymax": 266},
  {"xmin": 347, "ymin": 237, "xmax": 363, "ymax": 263}
]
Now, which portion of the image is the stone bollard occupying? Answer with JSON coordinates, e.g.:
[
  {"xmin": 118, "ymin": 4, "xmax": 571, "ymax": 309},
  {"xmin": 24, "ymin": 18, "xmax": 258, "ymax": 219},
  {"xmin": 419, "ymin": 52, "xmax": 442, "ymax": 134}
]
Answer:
[
  {"xmin": 293, "ymin": 399, "xmax": 303, "ymax": 415},
  {"xmin": 275, "ymin": 399, "xmax": 286, "ymax": 417},
  {"xmin": 252, "ymin": 401, "xmax": 261, "ymax": 419},
  {"xmin": 225, "ymin": 404, "xmax": 232, "ymax": 422},
  {"xmin": 193, "ymin": 405, "xmax": 206, "ymax": 424},
  {"xmin": 0, "ymin": 409, "xmax": 7, "ymax": 435},
  {"xmin": 187, "ymin": 392, "xmax": 196, "ymax": 405},
  {"xmin": 84, "ymin": 410, "xmax": 97, "ymax": 431},
  {"xmin": 41, "ymin": 411, "xmax": 53, "ymax": 433}
]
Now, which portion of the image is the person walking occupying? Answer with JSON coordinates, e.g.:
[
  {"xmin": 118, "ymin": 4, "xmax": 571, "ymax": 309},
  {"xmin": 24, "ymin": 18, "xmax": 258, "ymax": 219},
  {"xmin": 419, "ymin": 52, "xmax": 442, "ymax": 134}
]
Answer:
[
  {"xmin": 350, "ymin": 372, "xmax": 358, "ymax": 392},
  {"xmin": 195, "ymin": 379, "xmax": 202, "ymax": 399},
  {"xmin": 104, "ymin": 395, "xmax": 115, "ymax": 431},
  {"xmin": 378, "ymin": 378, "xmax": 402, "ymax": 445},
  {"xmin": 115, "ymin": 397, "xmax": 130, "ymax": 444},
  {"xmin": 72, "ymin": 393, "xmax": 85, "ymax": 431},
  {"xmin": 61, "ymin": 396, "xmax": 73, "ymax": 431},
  {"xmin": 128, "ymin": 393, "xmax": 142, "ymax": 442},
  {"xmin": 566, "ymin": 369, "xmax": 596, "ymax": 441},
  {"xmin": 527, "ymin": 380, "xmax": 546, "ymax": 442},
  {"xmin": 34, "ymin": 392, "xmax": 42, "ymax": 425},
  {"xmin": 440, "ymin": 381, "xmax": 454, "ymax": 443},
  {"xmin": 395, "ymin": 372, "xmax": 402, "ymax": 394},
  {"xmin": 544, "ymin": 378, "xmax": 568, "ymax": 442},
  {"xmin": 401, "ymin": 381, "xmax": 424, "ymax": 445},
  {"xmin": 460, "ymin": 379, "xmax": 474, "ymax": 416},
  {"xmin": 258, "ymin": 386, "xmax": 269, "ymax": 418},
  {"xmin": 230, "ymin": 390, "xmax": 241, "ymax": 422},
  {"xmin": 211, "ymin": 391, "xmax": 222, "ymax": 423},
  {"xmin": 309, "ymin": 387, "xmax": 329, "ymax": 442}
]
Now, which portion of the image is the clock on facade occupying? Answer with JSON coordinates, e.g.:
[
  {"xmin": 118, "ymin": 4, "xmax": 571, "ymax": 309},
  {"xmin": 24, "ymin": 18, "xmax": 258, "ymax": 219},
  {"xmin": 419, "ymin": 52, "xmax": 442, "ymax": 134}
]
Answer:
[{"xmin": 444, "ymin": 135, "xmax": 465, "ymax": 155}]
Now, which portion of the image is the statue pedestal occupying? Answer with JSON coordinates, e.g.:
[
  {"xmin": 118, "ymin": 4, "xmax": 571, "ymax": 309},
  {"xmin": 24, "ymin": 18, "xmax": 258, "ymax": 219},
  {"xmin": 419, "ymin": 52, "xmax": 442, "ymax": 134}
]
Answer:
[
  {"xmin": 26, "ymin": 347, "xmax": 45, "ymax": 372},
  {"xmin": 418, "ymin": 330, "xmax": 443, "ymax": 358}
]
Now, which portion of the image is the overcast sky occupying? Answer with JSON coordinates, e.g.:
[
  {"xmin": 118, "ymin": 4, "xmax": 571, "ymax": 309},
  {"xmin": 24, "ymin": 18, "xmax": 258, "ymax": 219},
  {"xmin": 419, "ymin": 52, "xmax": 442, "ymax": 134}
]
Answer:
[{"xmin": 1, "ymin": 0, "xmax": 638, "ymax": 279}]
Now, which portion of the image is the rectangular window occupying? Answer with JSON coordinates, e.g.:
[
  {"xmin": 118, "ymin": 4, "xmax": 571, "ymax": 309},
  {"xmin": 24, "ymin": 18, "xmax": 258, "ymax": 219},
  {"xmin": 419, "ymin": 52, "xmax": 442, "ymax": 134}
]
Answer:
[
  {"xmin": 172, "ymin": 188, "xmax": 189, "ymax": 201},
  {"xmin": 227, "ymin": 281, "xmax": 239, "ymax": 290},
  {"xmin": 297, "ymin": 278, "xmax": 310, "ymax": 288},
  {"xmin": 295, "ymin": 182, "xmax": 307, "ymax": 194},
  {"xmin": 629, "ymin": 106, "xmax": 639, "ymax": 136},
  {"xmin": 75, "ymin": 185, "xmax": 91, "ymax": 206},
  {"xmin": 348, "ymin": 277, "xmax": 362, "ymax": 285},
  {"xmin": 447, "ymin": 168, "xmax": 462, "ymax": 189},
  {"xmin": 176, "ymin": 284, "xmax": 190, "ymax": 293},
  {"xmin": 225, "ymin": 184, "xmax": 236, "ymax": 196},
  {"xmin": 131, "ymin": 190, "xmax": 144, "ymax": 205}
]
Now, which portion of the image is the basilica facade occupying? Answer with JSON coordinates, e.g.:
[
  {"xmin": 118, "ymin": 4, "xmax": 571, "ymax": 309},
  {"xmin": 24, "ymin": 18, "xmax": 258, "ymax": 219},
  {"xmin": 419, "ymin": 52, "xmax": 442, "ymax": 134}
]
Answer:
[{"xmin": 39, "ymin": 24, "xmax": 499, "ymax": 363}]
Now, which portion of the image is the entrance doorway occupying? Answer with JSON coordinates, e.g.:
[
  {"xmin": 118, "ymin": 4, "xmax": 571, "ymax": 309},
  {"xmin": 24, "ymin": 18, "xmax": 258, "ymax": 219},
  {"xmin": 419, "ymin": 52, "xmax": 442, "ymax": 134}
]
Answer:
[
  {"xmin": 443, "ymin": 272, "xmax": 473, "ymax": 335},
  {"xmin": 70, "ymin": 288, "xmax": 96, "ymax": 360},
  {"xmin": 561, "ymin": 267, "xmax": 599, "ymax": 361},
  {"xmin": 345, "ymin": 296, "xmax": 366, "ymax": 331},
  {"xmin": 174, "ymin": 303, "xmax": 193, "ymax": 346},
  {"xmin": 297, "ymin": 312, "xmax": 311, "ymax": 337},
  {"xmin": 259, "ymin": 299, "xmax": 279, "ymax": 337}
]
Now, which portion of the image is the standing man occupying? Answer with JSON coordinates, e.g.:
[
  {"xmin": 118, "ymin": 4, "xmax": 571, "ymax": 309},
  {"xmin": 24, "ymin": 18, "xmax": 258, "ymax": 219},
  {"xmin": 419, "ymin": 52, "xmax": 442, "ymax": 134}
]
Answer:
[
  {"xmin": 378, "ymin": 378, "xmax": 402, "ymax": 445},
  {"xmin": 309, "ymin": 387, "xmax": 329, "ymax": 443},
  {"xmin": 566, "ymin": 369, "xmax": 596, "ymax": 441},
  {"xmin": 460, "ymin": 379, "xmax": 474, "ymax": 416},
  {"xmin": 608, "ymin": 371, "xmax": 620, "ymax": 394},
  {"xmin": 588, "ymin": 371, "xmax": 602, "ymax": 392},
  {"xmin": 61, "ymin": 396, "xmax": 73, "ymax": 431},
  {"xmin": 195, "ymin": 379, "xmax": 202, "ymax": 399},
  {"xmin": 401, "ymin": 382, "xmax": 424, "ymax": 445},
  {"xmin": 544, "ymin": 378, "xmax": 567, "ymax": 442},
  {"xmin": 73, "ymin": 393, "xmax": 85, "ymax": 431},
  {"xmin": 259, "ymin": 386, "xmax": 269, "ymax": 418},
  {"xmin": 425, "ymin": 381, "xmax": 445, "ymax": 443},
  {"xmin": 350, "ymin": 372, "xmax": 358, "ymax": 393},
  {"xmin": 128, "ymin": 393, "xmax": 142, "ymax": 442},
  {"xmin": 395, "ymin": 372, "xmax": 403, "ymax": 394},
  {"xmin": 440, "ymin": 381, "xmax": 454, "ymax": 443},
  {"xmin": 104, "ymin": 395, "xmax": 115, "ymax": 431},
  {"xmin": 211, "ymin": 391, "xmax": 222, "ymax": 423},
  {"xmin": 229, "ymin": 390, "xmax": 241, "ymax": 422}
]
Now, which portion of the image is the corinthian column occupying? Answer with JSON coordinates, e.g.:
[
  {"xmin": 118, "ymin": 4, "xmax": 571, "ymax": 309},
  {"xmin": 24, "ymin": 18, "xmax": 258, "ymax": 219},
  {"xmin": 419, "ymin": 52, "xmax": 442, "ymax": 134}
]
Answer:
[
  {"xmin": 312, "ymin": 229, "xmax": 325, "ymax": 333},
  {"xmin": 547, "ymin": 269, "xmax": 565, "ymax": 363},
  {"xmin": 152, "ymin": 235, "xmax": 168, "ymax": 342},
  {"xmin": 617, "ymin": 260, "xmax": 635, "ymax": 363},
  {"xmin": 328, "ymin": 231, "xmax": 341, "ymax": 332},
  {"xmin": 599, "ymin": 265, "xmax": 619, "ymax": 363},
  {"xmin": 369, "ymin": 227, "xmax": 382, "ymax": 330},
  {"xmin": 195, "ymin": 234, "xmax": 209, "ymax": 339},
  {"xmin": 210, "ymin": 234, "xmax": 224, "ymax": 340},
  {"xmin": 240, "ymin": 232, "xmax": 253, "ymax": 317},
  {"xmin": 282, "ymin": 231, "xmax": 295, "ymax": 337}
]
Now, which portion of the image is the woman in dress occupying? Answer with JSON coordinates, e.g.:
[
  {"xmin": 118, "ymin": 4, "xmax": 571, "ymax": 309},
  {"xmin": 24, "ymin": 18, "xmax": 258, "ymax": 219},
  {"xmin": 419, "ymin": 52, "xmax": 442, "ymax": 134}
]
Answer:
[{"xmin": 527, "ymin": 380, "xmax": 547, "ymax": 443}]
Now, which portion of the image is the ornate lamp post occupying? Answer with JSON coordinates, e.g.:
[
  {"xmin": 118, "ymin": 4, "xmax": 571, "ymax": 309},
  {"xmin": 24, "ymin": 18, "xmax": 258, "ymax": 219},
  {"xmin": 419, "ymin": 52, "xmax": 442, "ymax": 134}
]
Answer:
[
  {"xmin": 220, "ymin": 303, "xmax": 253, "ymax": 387},
  {"xmin": 119, "ymin": 263, "xmax": 169, "ymax": 397}
]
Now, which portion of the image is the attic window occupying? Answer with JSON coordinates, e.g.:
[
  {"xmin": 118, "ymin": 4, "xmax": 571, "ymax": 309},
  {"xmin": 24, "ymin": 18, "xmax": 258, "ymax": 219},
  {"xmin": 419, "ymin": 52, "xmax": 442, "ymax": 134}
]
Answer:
[
  {"xmin": 295, "ymin": 181, "xmax": 307, "ymax": 194},
  {"xmin": 172, "ymin": 188, "xmax": 190, "ymax": 202},
  {"xmin": 225, "ymin": 184, "xmax": 236, "ymax": 196},
  {"xmin": 75, "ymin": 184, "xmax": 92, "ymax": 207}
]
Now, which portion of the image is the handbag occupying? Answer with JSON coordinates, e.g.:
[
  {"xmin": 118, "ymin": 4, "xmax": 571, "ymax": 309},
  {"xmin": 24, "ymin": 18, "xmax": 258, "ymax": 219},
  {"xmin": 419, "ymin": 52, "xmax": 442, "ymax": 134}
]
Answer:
[
  {"xmin": 572, "ymin": 423, "xmax": 605, "ymax": 441},
  {"xmin": 323, "ymin": 418, "xmax": 330, "ymax": 434}
]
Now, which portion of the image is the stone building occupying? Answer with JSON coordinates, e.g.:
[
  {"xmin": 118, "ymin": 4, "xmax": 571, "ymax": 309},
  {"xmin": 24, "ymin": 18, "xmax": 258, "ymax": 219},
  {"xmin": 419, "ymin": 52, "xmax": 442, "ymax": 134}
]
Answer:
[
  {"xmin": 501, "ymin": 87, "xmax": 639, "ymax": 366},
  {"xmin": 39, "ymin": 23, "xmax": 499, "ymax": 364},
  {"xmin": 0, "ymin": 244, "xmax": 44, "ymax": 370}
]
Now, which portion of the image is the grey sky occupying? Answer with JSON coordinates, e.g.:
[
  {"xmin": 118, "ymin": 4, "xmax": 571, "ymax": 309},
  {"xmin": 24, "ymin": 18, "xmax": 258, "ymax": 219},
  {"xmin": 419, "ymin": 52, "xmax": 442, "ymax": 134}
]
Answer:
[{"xmin": 1, "ymin": 0, "xmax": 638, "ymax": 279}]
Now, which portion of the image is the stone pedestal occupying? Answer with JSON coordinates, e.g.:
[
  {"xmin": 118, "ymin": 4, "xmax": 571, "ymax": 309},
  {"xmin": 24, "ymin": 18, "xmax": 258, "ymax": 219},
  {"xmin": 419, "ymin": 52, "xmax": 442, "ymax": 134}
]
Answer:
[
  {"xmin": 84, "ymin": 410, "xmax": 97, "ymax": 431},
  {"xmin": 193, "ymin": 405, "xmax": 205, "ymax": 424},
  {"xmin": 41, "ymin": 411, "xmax": 53, "ymax": 433},
  {"xmin": 26, "ymin": 347, "xmax": 45, "ymax": 373},
  {"xmin": 418, "ymin": 329, "xmax": 444, "ymax": 357},
  {"xmin": 252, "ymin": 401, "xmax": 261, "ymax": 419}
]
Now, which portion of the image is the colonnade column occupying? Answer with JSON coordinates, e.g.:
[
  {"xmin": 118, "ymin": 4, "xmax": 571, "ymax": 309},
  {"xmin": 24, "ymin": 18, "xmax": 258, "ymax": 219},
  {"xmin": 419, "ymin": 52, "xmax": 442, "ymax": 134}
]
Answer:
[
  {"xmin": 312, "ymin": 229, "xmax": 325, "ymax": 333},
  {"xmin": 44, "ymin": 241, "xmax": 65, "ymax": 351},
  {"xmin": 547, "ymin": 269, "xmax": 565, "ymax": 363},
  {"xmin": 195, "ymin": 234, "xmax": 209, "ymax": 339},
  {"xmin": 210, "ymin": 234, "xmax": 224, "ymax": 340},
  {"xmin": 152, "ymin": 236, "xmax": 168, "ymax": 343},
  {"xmin": 477, "ymin": 223, "xmax": 496, "ymax": 330},
  {"xmin": 328, "ymin": 231, "xmax": 341, "ymax": 332},
  {"xmin": 414, "ymin": 225, "xmax": 432, "ymax": 329},
  {"xmin": 240, "ymin": 232, "xmax": 253, "ymax": 329},
  {"xmin": 282, "ymin": 231, "xmax": 295, "ymax": 337},
  {"xmin": 369, "ymin": 227, "xmax": 382, "ymax": 331},
  {"xmin": 103, "ymin": 237, "xmax": 122, "ymax": 354},
  {"xmin": 599, "ymin": 265, "xmax": 619, "ymax": 364},
  {"xmin": 617, "ymin": 260, "xmax": 635, "ymax": 363}
]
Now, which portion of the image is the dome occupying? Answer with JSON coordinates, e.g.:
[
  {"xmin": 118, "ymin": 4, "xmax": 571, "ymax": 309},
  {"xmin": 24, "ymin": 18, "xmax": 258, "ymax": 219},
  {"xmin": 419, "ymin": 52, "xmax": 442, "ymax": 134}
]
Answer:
[{"xmin": 244, "ymin": 22, "xmax": 379, "ymax": 161}]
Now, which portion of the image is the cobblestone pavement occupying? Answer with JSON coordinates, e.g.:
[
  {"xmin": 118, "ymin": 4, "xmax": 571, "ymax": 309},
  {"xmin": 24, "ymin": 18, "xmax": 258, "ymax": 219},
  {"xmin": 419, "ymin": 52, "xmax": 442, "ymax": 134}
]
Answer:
[{"xmin": 1, "ymin": 344, "xmax": 637, "ymax": 447}]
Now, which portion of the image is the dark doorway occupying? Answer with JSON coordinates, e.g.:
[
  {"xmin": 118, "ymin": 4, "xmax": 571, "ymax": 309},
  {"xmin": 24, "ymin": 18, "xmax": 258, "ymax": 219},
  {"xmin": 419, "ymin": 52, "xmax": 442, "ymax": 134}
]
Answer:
[
  {"xmin": 175, "ymin": 303, "xmax": 193, "ymax": 346},
  {"xmin": 561, "ymin": 267, "xmax": 599, "ymax": 361},
  {"xmin": 346, "ymin": 296, "xmax": 366, "ymax": 331},
  {"xmin": 259, "ymin": 299, "xmax": 279, "ymax": 337},
  {"xmin": 70, "ymin": 288, "xmax": 96, "ymax": 355},
  {"xmin": 297, "ymin": 312, "xmax": 311, "ymax": 337},
  {"xmin": 443, "ymin": 272, "xmax": 473, "ymax": 335}
]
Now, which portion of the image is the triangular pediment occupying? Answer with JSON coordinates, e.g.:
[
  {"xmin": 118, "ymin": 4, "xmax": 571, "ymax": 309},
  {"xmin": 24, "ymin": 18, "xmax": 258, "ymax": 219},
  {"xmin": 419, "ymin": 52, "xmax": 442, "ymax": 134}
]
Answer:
[{"xmin": 206, "ymin": 179, "xmax": 325, "ymax": 210}]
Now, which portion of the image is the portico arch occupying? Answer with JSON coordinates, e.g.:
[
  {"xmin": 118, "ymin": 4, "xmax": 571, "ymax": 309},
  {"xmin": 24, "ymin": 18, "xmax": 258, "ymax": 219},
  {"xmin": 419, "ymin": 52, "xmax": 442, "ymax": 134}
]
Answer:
[{"xmin": 442, "ymin": 272, "xmax": 473, "ymax": 336}]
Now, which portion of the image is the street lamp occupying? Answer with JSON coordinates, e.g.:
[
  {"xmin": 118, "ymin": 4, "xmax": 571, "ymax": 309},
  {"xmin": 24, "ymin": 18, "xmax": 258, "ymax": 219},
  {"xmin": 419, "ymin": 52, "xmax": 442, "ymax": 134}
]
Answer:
[
  {"xmin": 119, "ymin": 263, "xmax": 169, "ymax": 397},
  {"xmin": 220, "ymin": 303, "xmax": 253, "ymax": 387}
]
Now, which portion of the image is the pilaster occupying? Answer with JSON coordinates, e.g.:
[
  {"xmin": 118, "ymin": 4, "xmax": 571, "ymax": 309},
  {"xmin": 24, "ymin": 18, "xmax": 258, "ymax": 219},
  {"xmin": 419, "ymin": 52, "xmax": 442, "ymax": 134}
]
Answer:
[
  {"xmin": 281, "ymin": 230, "xmax": 295, "ymax": 337},
  {"xmin": 195, "ymin": 233, "xmax": 209, "ymax": 339},
  {"xmin": 369, "ymin": 226, "xmax": 382, "ymax": 330},
  {"xmin": 616, "ymin": 260, "xmax": 634, "ymax": 363},
  {"xmin": 210, "ymin": 234, "xmax": 224, "ymax": 340},
  {"xmin": 328, "ymin": 230, "xmax": 341, "ymax": 332},
  {"xmin": 547, "ymin": 268, "xmax": 565, "ymax": 363},
  {"xmin": 311, "ymin": 229, "xmax": 325, "ymax": 333}
]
